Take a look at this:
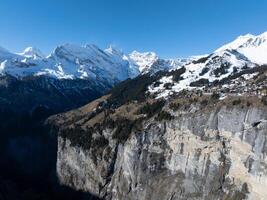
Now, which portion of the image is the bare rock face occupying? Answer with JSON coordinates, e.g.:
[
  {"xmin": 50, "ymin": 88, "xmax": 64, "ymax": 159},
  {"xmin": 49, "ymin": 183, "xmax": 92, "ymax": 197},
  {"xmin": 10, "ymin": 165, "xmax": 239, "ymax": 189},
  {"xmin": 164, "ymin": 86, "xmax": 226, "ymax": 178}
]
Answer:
[{"xmin": 56, "ymin": 105, "xmax": 267, "ymax": 200}]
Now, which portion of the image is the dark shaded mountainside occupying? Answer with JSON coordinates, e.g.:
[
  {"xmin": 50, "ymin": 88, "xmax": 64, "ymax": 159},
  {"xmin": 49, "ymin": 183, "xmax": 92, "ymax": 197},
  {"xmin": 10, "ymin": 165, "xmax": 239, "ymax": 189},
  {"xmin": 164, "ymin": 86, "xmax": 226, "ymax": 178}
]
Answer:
[
  {"xmin": 0, "ymin": 75, "xmax": 110, "ymax": 200},
  {"xmin": 48, "ymin": 65, "xmax": 267, "ymax": 200},
  {"xmin": 0, "ymin": 75, "xmax": 111, "ymax": 133}
]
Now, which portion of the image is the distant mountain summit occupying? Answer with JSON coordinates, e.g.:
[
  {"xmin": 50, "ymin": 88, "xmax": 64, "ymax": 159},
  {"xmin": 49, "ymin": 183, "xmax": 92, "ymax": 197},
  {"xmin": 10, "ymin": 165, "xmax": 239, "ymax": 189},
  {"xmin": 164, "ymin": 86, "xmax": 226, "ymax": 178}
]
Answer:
[
  {"xmin": 0, "ymin": 43, "xmax": 184, "ymax": 114},
  {"xmin": 0, "ymin": 31, "xmax": 267, "ymax": 110},
  {"xmin": 129, "ymin": 51, "xmax": 158, "ymax": 72},
  {"xmin": 20, "ymin": 47, "xmax": 45, "ymax": 59},
  {"xmin": 147, "ymin": 31, "xmax": 267, "ymax": 98},
  {"xmin": 216, "ymin": 32, "xmax": 267, "ymax": 64},
  {"xmin": 0, "ymin": 43, "xmax": 181, "ymax": 81},
  {"xmin": 128, "ymin": 50, "xmax": 189, "ymax": 74}
]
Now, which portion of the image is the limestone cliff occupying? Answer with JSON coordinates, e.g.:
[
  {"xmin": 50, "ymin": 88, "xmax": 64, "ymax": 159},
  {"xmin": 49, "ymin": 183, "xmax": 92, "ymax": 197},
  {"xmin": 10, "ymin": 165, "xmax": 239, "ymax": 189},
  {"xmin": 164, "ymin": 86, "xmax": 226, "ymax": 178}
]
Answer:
[{"xmin": 51, "ymin": 95, "xmax": 267, "ymax": 200}]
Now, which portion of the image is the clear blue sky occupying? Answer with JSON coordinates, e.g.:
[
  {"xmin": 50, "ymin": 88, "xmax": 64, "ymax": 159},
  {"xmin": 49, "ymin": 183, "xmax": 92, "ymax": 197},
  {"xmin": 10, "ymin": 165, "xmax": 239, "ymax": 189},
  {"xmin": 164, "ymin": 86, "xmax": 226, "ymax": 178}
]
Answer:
[{"xmin": 0, "ymin": 0, "xmax": 267, "ymax": 58}]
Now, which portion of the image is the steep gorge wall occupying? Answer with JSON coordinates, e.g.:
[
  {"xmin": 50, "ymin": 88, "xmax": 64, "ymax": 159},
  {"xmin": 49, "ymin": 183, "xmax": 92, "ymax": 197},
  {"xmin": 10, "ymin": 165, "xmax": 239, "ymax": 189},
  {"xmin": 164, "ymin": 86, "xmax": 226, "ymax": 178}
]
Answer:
[{"xmin": 56, "ymin": 105, "xmax": 267, "ymax": 200}]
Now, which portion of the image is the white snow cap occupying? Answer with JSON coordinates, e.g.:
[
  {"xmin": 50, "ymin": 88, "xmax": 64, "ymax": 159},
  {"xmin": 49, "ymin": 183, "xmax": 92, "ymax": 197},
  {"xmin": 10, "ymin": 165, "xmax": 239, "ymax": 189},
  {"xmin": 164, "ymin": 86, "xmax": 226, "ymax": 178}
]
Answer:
[
  {"xmin": 21, "ymin": 47, "xmax": 45, "ymax": 59},
  {"xmin": 129, "ymin": 50, "xmax": 158, "ymax": 72},
  {"xmin": 215, "ymin": 32, "xmax": 267, "ymax": 64},
  {"xmin": 105, "ymin": 45, "xmax": 124, "ymax": 57},
  {"xmin": 215, "ymin": 33, "xmax": 255, "ymax": 52},
  {"xmin": 0, "ymin": 30, "xmax": 267, "ymax": 80}
]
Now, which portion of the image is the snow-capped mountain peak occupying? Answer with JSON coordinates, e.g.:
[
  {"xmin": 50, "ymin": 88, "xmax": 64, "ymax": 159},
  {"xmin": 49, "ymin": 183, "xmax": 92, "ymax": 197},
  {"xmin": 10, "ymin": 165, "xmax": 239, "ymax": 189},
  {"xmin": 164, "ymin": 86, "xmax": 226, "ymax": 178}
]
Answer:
[
  {"xmin": 53, "ymin": 43, "xmax": 88, "ymax": 59},
  {"xmin": 129, "ymin": 50, "xmax": 158, "ymax": 73},
  {"xmin": 259, "ymin": 31, "xmax": 267, "ymax": 38},
  {"xmin": 215, "ymin": 32, "xmax": 267, "ymax": 65},
  {"xmin": 1, "ymin": 30, "xmax": 267, "ymax": 86},
  {"xmin": 215, "ymin": 33, "xmax": 255, "ymax": 52},
  {"xmin": 21, "ymin": 47, "xmax": 45, "ymax": 59},
  {"xmin": 84, "ymin": 44, "xmax": 108, "ymax": 56},
  {"xmin": 236, "ymin": 33, "xmax": 267, "ymax": 64},
  {"xmin": 105, "ymin": 46, "xmax": 124, "ymax": 57},
  {"xmin": 237, "ymin": 32, "xmax": 267, "ymax": 49}
]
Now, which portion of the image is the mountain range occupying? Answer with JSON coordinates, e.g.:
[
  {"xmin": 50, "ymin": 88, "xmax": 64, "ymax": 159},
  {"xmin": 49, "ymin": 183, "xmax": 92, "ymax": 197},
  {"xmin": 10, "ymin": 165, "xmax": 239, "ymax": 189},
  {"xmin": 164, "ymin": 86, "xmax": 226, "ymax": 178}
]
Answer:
[
  {"xmin": 0, "ymin": 44, "xmax": 185, "ymax": 81},
  {"xmin": 47, "ymin": 32, "xmax": 267, "ymax": 200},
  {"xmin": 1, "ymin": 31, "xmax": 267, "ymax": 200},
  {"xmin": 0, "ymin": 31, "xmax": 266, "ymax": 113},
  {"xmin": 1, "ymin": 31, "xmax": 267, "ymax": 83}
]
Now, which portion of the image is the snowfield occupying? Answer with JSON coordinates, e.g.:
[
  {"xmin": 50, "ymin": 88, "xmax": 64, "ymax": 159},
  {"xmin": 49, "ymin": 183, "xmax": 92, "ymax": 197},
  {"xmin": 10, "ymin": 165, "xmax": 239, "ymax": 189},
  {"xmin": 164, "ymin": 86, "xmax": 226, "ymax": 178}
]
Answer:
[{"xmin": 148, "ymin": 31, "xmax": 267, "ymax": 98}]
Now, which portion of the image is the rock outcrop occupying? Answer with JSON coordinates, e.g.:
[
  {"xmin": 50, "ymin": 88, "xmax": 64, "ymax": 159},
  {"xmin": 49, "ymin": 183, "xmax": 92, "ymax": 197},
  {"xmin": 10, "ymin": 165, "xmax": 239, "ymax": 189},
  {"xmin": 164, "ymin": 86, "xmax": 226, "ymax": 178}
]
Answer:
[{"xmin": 54, "ymin": 98, "xmax": 267, "ymax": 200}]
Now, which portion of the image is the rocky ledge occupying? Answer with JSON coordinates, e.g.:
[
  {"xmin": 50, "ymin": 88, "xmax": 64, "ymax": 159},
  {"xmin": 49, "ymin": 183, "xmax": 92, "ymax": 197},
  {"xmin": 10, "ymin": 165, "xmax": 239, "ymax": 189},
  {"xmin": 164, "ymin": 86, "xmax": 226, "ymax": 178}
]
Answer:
[{"xmin": 48, "ymin": 94, "xmax": 267, "ymax": 200}]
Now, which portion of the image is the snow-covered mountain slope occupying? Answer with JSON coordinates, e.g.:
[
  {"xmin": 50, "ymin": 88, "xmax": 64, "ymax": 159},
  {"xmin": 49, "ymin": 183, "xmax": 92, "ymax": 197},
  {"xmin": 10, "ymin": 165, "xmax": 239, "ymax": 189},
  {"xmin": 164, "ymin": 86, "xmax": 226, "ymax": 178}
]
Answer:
[
  {"xmin": 0, "ymin": 44, "xmax": 182, "ymax": 83},
  {"xmin": 0, "ymin": 44, "xmax": 137, "ymax": 83},
  {"xmin": 0, "ymin": 30, "xmax": 266, "ymax": 95},
  {"xmin": 128, "ymin": 51, "xmax": 158, "ymax": 72},
  {"xmin": 148, "ymin": 49, "xmax": 256, "ymax": 98},
  {"xmin": 216, "ymin": 32, "xmax": 267, "ymax": 64},
  {"xmin": 46, "ymin": 44, "xmax": 135, "ymax": 82},
  {"xmin": 128, "ymin": 50, "xmax": 189, "ymax": 74},
  {"xmin": 20, "ymin": 47, "xmax": 45, "ymax": 59},
  {"xmin": 215, "ymin": 34, "xmax": 255, "ymax": 52},
  {"xmin": 148, "ymin": 31, "xmax": 267, "ymax": 98}
]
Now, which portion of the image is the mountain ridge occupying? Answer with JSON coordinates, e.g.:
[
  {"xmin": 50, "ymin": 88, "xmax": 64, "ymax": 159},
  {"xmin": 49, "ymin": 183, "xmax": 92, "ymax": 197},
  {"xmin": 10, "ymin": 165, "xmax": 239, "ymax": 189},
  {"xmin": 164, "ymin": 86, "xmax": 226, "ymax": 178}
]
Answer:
[
  {"xmin": 0, "ymin": 44, "xmax": 185, "ymax": 81},
  {"xmin": 1, "ymin": 31, "xmax": 267, "ymax": 84},
  {"xmin": 1, "ymin": 31, "xmax": 267, "ymax": 200}
]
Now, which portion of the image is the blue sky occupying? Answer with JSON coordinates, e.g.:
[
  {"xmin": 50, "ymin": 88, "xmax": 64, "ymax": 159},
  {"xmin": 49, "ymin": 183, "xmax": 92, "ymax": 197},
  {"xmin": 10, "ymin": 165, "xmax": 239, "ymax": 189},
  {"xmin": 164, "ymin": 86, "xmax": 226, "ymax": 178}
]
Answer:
[{"xmin": 0, "ymin": 0, "xmax": 267, "ymax": 58}]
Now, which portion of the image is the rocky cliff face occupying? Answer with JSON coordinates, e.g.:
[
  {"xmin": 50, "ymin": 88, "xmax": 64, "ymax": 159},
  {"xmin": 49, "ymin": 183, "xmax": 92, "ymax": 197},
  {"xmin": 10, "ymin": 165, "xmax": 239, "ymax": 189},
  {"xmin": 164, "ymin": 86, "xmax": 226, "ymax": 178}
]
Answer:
[{"xmin": 54, "ymin": 96, "xmax": 267, "ymax": 200}]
